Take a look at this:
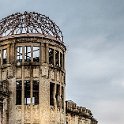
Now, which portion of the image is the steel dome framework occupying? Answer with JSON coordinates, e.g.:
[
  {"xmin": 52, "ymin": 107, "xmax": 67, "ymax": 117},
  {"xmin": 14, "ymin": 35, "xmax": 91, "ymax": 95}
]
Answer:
[{"xmin": 0, "ymin": 11, "xmax": 63, "ymax": 42}]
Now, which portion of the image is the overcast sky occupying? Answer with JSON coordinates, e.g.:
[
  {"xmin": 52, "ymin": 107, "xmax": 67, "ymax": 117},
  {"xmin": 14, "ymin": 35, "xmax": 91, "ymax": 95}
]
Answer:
[{"xmin": 0, "ymin": 0, "xmax": 124, "ymax": 124}]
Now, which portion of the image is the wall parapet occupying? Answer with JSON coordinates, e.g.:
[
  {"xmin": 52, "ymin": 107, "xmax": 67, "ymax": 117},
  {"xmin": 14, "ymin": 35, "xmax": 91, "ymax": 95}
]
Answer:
[{"xmin": 66, "ymin": 100, "xmax": 98, "ymax": 124}]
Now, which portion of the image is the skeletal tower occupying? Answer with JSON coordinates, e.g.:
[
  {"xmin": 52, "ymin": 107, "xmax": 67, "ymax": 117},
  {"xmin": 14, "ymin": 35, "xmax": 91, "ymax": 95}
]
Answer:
[{"xmin": 0, "ymin": 12, "xmax": 66, "ymax": 124}]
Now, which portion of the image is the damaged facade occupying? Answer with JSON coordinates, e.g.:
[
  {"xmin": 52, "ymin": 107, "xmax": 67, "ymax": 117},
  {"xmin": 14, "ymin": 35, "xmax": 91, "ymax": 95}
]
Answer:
[
  {"xmin": 0, "ymin": 12, "xmax": 98, "ymax": 124},
  {"xmin": 66, "ymin": 101, "xmax": 97, "ymax": 124}
]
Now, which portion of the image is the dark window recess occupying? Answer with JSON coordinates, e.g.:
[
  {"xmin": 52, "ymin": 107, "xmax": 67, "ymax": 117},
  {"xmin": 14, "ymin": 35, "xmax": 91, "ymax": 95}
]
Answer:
[
  {"xmin": 24, "ymin": 80, "xmax": 31, "ymax": 105},
  {"xmin": 50, "ymin": 82, "xmax": 54, "ymax": 106},
  {"xmin": 60, "ymin": 52, "xmax": 63, "ymax": 68},
  {"xmin": 24, "ymin": 46, "xmax": 31, "ymax": 62},
  {"xmin": 61, "ymin": 86, "xmax": 64, "ymax": 109},
  {"xmin": 16, "ymin": 80, "xmax": 22, "ymax": 105},
  {"xmin": 2, "ymin": 49, "xmax": 7, "ymax": 64},
  {"xmin": 49, "ymin": 48, "xmax": 54, "ymax": 65},
  {"xmin": 33, "ymin": 80, "xmax": 39, "ymax": 104},
  {"xmin": 17, "ymin": 46, "xmax": 23, "ymax": 62},
  {"xmin": 33, "ymin": 47, "xmax": 40, "ymax": 62},
  {"xmin": 56, "ymin": 84, "xmax": 60, "ymax": 107},
  {"xmin": 55, "ymin": 50, "xmax": 59, "ymax": 67}
]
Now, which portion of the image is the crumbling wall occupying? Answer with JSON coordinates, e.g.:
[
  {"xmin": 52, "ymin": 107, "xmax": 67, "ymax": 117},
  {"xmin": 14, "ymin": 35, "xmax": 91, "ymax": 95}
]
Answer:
[
  {"xmin": 0, "ymin": 36, "xmax": 66, "ymax": 124},
  {"xmin": 66, "ymin": 100, "xmax": 98, "ymax": 124}
]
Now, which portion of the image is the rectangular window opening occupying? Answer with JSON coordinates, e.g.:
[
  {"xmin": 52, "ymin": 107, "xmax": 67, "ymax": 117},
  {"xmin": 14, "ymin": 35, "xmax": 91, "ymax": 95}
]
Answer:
[
  {"xmin": 33, "ymin": 47, "xmax": 40, "ymax": 62},
  {"xmin": 33, "ymin": 80, "xmax": 39, "ymax": 104},
  {"xmin": 49, "ymin": 48, "xmax": 54, "ymax": 65},
  {"xmin": 24, "ymin": 80, "xmax": 31, "ymax": 105},
  {"xmin": 55, "ymin": 50, "xmax": 59, "ymax": 67},
  {"xmin": 24, "ymin": 46, "xmax": 31, "ymax": 62},
  {"xmin": 56, "ymin": 84, "xmax": 60, "ymax": 107},
  {"xmin": 16, "ymin": 80, "xmax": 22, "ymax": 105},
  {"xmin": 50, "ymin": 82, "xmax": 54, "ymax": 106},
  {"xmin": 17, "ymin": 46, "xmax": 23, "ymax": 63},
  {"xmin": 2, "ymin": 49, "xmax": 7, "ymax": 64},
  {"xmin": 61, "ymin": 86, "xmax": 64, "ymax": 109},
  {"xmin": 60, "ymin": 52, "xmax": 63, "ymax": 68}
]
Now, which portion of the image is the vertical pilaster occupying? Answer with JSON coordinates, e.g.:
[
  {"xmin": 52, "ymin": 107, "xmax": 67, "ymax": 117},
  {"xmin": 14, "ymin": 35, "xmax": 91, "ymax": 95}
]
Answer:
[{"xmin": 45, "ymin": 43, "xmax": 49, "ymax": 64}]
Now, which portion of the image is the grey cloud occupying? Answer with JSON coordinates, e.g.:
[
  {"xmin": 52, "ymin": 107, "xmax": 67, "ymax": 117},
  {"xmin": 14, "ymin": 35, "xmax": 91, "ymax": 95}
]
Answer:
[
  {"xmin": 0, "ymin": 0, "xmax": 124, "ymax": 124},
  {"xmin": 94, "ymin": 100, "xmax": 124, "ymax": 124}
]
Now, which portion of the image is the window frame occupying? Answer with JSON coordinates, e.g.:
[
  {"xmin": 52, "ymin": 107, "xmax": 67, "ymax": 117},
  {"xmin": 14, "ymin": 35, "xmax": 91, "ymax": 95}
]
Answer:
[
  {"xmin": 50, "ymin": 82, "xmax": 55, "ymax": 106},
  {"xmin": 2, "ymin": 49, "xmax": 7, "ymax": 64},
  {"xmin": 16, "ymin": 80, "xmax": 22, "ymax": 105},
  {"xmin": 24, "ymin": 46, "xmax": 32, "ymax": 62},
  {"xmin": 33, "ymin": 80, "xmax": 39, "ymax": 105},
  {"xmin": 56, "ymin": 84, "xmax": 60, "ymax": 107},
  {"xmin": 16, "ymin": 45, "xmax": 40, "ymax": 64},
  {"xmin": 55, "ymin": 50, "xmax": 59, "ymax": 67},
  {"xmin": 49, "ymin": 48, "xmax": 54, "ymax": 65},
  {"xmin": 16, "ymin": 79, "xmax": 40, "ymax": 105},
  {"xmin": 24, "ymin": 80, "xmax": 31, "ymax": 105},
  {"xmin": 33, "ymin": 47, "xmax": 40, "ymax": 62},
  {"xmin": 16, "ymin": 46, "xmax": 23, "ymax": 63}
]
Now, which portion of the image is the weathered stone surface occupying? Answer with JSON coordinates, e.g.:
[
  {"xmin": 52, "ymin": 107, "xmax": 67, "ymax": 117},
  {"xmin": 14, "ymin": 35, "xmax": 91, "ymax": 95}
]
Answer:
[
  {"xmin": 0, "ymin": 12, "xmax": 98, "ymax": 124},
  {"xmin": 66, "ymin": 100, "xmax": 98, "ymax": 124}
]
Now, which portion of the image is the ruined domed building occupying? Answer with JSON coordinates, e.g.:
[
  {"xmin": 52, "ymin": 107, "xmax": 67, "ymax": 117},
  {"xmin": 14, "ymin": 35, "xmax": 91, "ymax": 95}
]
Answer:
[{"xmin": 0, "ymin": 12, "xmax": 98, "ymax": 124}]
